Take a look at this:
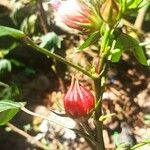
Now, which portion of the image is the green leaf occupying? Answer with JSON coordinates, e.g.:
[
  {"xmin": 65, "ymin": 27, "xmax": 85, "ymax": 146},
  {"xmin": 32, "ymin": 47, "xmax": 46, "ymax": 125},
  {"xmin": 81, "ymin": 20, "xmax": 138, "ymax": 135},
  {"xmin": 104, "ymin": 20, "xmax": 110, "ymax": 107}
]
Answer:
[
  {"xmin": 0, "ymin": 26, "xmax": 25, "ymax": 39},
  {"xmin": 20, "ymin": 15, "xmax": 38, "ymax": 35},
  {"xmin": 115, "ymin": 32, "xmax": 148, "ymax": 66},
  {"xmin": 0, "ymin": 109, "xmax": 19, "ymax": 126},
  {"xmin": 0, "ymin": 85, "xmax": 20, "ymax": 100},
  {"xmin": 0, "ymin": 42, "xmax": 19, "ymax": 58},
  {"xmin": 0, "ymin": 100, "xmax": 26, "ymax": 125},
  {"xmin": 126, "ymin": 0, "xmax": 147, "ymax": 10},
  {"xmin": 0, "ymin": 100, "xmax": 25, "ymax": 112},
  {"xmin": 0, "ymin": 59, "xmax": 11, "ymax": 73},
  {"xmin": 116, "ymin": 143, "xmax": 130, "ymax": 150},
  {"xmin": 79, "ymin": 31, "xmax": 99, "ymax": 50},
  {"xmin": 109, "ymin": 49, "xmax": 123, "ymax": 62},
  {"xmin": 40, "ymin": 32, "xmax": 62, "ymax": 50},
  {"xmin": 99, "ymin": 113, "xmax": 116, "ymax": 122},
  {"xmin": 133, "ymin": 46, "xmax": 148, "ymax": 66}
]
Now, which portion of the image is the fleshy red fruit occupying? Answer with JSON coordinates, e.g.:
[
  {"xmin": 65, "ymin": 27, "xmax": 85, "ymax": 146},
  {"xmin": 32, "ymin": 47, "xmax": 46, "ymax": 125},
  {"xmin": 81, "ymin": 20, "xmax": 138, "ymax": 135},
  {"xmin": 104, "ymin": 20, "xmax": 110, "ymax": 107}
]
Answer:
[{"xmin": 64, "ymin": 77, "xmax": 95, "ymax": 118}]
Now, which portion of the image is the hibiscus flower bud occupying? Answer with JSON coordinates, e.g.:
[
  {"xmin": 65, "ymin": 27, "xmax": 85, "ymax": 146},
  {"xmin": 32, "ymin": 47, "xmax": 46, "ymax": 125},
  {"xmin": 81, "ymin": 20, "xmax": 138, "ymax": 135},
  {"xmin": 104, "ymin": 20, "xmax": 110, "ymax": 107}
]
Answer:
[
  {"xmin": 100, "ymin": 0, "xmax": 119, "ymax": 24},
  {"xmin": 64, "ymin": 77, "xmax": 95, "ymax": 118},
  {"xmin": 50, "ymin": 0, "xmax": 102, "ymax": 32}
]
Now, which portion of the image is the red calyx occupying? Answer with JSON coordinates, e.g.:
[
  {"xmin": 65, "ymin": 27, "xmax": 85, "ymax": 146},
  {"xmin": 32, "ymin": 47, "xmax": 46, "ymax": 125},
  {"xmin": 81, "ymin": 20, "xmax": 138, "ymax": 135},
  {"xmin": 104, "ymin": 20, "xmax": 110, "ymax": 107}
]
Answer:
[{"xmin": 64, "ymin": 77, "xmax": 95, "ymax": 118}]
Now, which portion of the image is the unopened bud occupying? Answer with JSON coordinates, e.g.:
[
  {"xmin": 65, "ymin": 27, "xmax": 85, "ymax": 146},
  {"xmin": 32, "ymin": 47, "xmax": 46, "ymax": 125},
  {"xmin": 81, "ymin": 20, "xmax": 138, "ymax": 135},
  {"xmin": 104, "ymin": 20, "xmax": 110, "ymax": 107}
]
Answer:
[
  {"xmin": 64, "ymin": 77, "xmax": 95, "ymax": 118},
  {"xmin": 100, "ymin": 0, "xmax": 119, "ymax": 24}
]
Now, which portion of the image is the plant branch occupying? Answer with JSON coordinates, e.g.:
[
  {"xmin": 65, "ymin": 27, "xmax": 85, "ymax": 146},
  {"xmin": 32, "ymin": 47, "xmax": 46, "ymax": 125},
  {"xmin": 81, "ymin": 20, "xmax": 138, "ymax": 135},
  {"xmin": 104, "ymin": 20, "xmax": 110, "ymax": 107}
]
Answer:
[
  {"xmin": 23, "ymin": 37, "xmax": 95, "ymax": 79},
  {"xmin": 93, "ymin": 78, "xmax": 105, "ymax": 150},
  {"xmin": 93, "ymin": 26, "xmax": 113, "ymax": 150},
  {"xmin": 21, "ymin": 107, "xmax": 74, "ymax": 129},
  {"xmin": 6, "ymin": 123, "xmax": 48, "ymax": 150},
  {"xmin": 21, "ymin": 107, "xmax": 95, "ymax": 147},
  {"xmin": 97, "ymin": 26, "xmax": 112, "ymax": 74},
  {"xmin": 37, "ymin": 0, "xmax": 49, "ymax": 34}
]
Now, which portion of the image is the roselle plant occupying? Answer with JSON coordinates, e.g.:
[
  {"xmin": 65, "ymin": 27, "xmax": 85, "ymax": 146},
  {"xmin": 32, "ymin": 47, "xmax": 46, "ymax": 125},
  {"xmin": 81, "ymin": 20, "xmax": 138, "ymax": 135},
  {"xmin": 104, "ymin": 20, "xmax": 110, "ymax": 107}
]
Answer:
[{"xmin": 0, "ymin": 0, "xmax": 149, "ymax": 150}]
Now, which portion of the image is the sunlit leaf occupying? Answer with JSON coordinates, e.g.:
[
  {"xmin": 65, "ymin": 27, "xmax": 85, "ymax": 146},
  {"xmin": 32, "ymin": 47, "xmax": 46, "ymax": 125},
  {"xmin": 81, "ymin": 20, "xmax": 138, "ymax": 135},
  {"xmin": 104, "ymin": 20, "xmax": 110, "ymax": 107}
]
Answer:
[
  {"xmin": 115, "ymin": 32, "xmax": 148, "ymax": 66},
  {"xmin": 0, "ymin": 26, "xmax": 25, "ymax": 39},
  {"xmin": 126, "ymin": 0, "xmax": 147, "ymax": 10},
  {"xmin": 0, "ymin": 100, "xmax": 26, "ymax": 125},
  {"xmin": 109, "ymin": 49, "xmax": 123, "ymax": 62},
  {"xmin": 0, "ymin": 100, "xmax": 25, "ymax": 112}
]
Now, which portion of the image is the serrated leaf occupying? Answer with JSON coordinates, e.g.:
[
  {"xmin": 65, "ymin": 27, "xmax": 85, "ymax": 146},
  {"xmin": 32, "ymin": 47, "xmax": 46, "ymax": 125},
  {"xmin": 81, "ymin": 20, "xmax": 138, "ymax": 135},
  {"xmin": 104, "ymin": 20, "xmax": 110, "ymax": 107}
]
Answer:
[
  {"xmin": 115, "ymin": 32, "xmax": 148, "ymax": 66},
  {"xmin": 79, "ymin": 31, "xmax": 99, "ymax": 50},
  {"xmin": 0, "ymin": 100, "xmax": 26, "ymax": 125},
  {"xmin": 0, "ymin": 26, "xmax": 25, "ymax": 39},
  {"xmin": 40, "ymin": 32, "xmax": 62, "ymax": 50}
]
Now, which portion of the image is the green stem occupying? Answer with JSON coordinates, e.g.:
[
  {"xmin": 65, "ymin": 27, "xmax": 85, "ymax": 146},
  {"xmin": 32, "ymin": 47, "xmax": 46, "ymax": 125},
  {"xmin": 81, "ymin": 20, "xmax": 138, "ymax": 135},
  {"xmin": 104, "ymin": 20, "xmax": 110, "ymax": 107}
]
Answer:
[
  {"xmin": 97, "ymin": 26, "xmax": 112, "ymax": 74},
  {"xmin": 23, "ymin": 37, "xmax": 95, "ymax": 79},
  {"xmin": 93, "ymin": 78, "xmax": 105, "ymax": 150},
  {"xmin": 100, "ymin": 25, "xmax": 112, "ymax": 54},
  {"xmin": 94, "ymin": 26, "xmax": 113, "ymax": 150}
]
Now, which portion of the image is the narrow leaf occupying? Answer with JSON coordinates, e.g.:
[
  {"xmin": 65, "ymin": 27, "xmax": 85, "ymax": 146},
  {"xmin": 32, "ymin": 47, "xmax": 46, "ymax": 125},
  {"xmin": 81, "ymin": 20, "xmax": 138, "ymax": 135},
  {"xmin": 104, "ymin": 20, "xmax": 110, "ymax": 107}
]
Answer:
[
  {"xmin": 0, "ymin": 100, "xmax": 25, "ymax": 112},
  {"xmin": 0, "ymin": 26, "xmax": 25, "ymax": 39},
  {"xmin": 79, "ymin": 31, "xmax": 99, "ymax": 50}
]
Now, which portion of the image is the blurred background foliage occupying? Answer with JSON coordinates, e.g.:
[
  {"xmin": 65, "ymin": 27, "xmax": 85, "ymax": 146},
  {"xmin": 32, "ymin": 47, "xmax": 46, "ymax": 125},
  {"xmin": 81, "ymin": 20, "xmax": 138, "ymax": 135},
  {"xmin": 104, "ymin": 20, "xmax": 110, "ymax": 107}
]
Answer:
[{"xmin": 0, "ymin": 0, "xmax": 64, "ymax": 95}]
